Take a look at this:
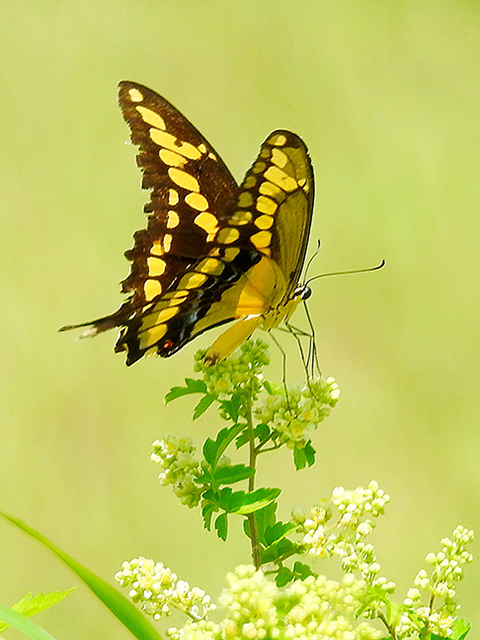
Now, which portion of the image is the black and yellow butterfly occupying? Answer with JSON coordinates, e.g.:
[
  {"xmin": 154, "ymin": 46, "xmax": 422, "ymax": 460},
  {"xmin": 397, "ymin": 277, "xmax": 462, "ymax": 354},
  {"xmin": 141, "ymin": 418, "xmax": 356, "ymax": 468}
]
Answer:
[{"xmin": 61, "ymin": 82, "xmax": 315, "ymax": 366}]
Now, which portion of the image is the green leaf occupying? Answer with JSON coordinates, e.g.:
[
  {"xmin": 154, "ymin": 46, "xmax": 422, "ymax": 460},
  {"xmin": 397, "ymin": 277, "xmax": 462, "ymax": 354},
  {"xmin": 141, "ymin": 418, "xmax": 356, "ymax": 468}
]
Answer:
[
  {"xmin": 452, "ymin": 618, "xmax": 470, "ymax": 640},
  {"xmin": 193, "ymin": 394, "xmax": 215, "ymax": 420},
  {"xmin": 201, "ymin": 502, "xmax": 216, "ymax": 531},
  {"xmin": 251, "ymin": 503, "xmax": 277, "ymax": 544},
  {"xmin": 0, "ymin": 589, "xmax": 75, "ymax": 633},
  {"xmin": 303, "ymin": 440, "xmax": 316, "ymax": 466},
  {"xmin": 215, "ymin": 513, "xmax": 228, "ymax": 541},
  {"xmin": 222, "ymin": 488, "xmax": 280, "ymax": 515},
  {"xmin": 275, "ymin": 567, "xmax": 294, "ymax": 587},
  {"xmin": 213, "ymin": 464, "xmax": 255, "ymax": 485},
  {"xmin": 264, "ymin": 521, "xmax": 296, "ymax": 545},
  {"xmin": 0, "ymin": 603, "xmax": 58, "ymax": 640},
  {"xmin": 164, "ymin": 378, "xmax": 207, "ymax": 404},
  {"xmin": 219, "ymin": 395, "xmax": 241, "ymax": 422},
  {"xmin": 260, "ymin": 537, "xmax": 297, "ymax": 564},
  {"xmin": 291, "ymin": 561, "xmax": 316, "ymax": 580},
  {"xmin": 0, "ymin": 512, "xmax": 163, "ymax": 640},
  {"xmin": 293, "ymin": 440, "xmax": 316, "ymax": 470},
  {"xmin": 235, "ymin": 423, "xmax": 270, "ymax": 448},
  {"xmin": 203, "ymin": 424, "xmax": 245, "ymax": 467}
]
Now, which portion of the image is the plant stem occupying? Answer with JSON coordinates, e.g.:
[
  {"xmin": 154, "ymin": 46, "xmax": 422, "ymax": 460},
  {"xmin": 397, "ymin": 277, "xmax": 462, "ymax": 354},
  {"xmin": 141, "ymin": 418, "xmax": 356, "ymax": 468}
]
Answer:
[
  {"xmin": 245, "ymin": 392, "xmax": 261, "ymax": 570},
  {"xmin": 377, "ymin": 610, "xmax": 398, "ymax": 640}
]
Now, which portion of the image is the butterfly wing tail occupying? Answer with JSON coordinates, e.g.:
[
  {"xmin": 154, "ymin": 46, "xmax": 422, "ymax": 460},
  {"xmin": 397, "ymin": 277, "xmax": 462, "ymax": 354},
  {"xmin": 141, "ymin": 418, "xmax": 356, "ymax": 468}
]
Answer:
[{"xmin": 58, "ymin": 309, "xmax": 128, "ymax": 339}]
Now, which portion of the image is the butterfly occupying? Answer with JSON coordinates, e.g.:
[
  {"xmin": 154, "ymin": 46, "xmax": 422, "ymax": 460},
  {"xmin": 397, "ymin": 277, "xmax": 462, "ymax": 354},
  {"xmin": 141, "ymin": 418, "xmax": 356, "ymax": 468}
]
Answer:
[{"xmin": 60, "ymin": 81, "xmax": 315, "ymax": 366}]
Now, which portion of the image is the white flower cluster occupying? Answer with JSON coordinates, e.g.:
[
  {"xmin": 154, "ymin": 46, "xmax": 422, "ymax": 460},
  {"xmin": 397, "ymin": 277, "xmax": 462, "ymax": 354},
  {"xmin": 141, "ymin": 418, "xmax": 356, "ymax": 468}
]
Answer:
[
  {"xmin": 398, "ymin": 525, "xmax": 474, "ymax": 638},
  {"xmin": 299, "ymin": 482, "xmax": 394, "ymax": 598},
  {"xmin": 115, "ymin": 557, "xmax": 214, "ymax": 621},
  {"xmin": 283, "ymin": 573, "xmax": 382, "ymax": 640},
  {"xmin": 255, "ymin": 377, "xmax": 340, "ymax": 449},
  {"xmin": 219, "ymin": 564, "xmax": 279, "ymax": 638},
  {"xmin": 168, "ymin": 565, "xmax": 382, "ymax": 640},
  {"xmin": 194, "ymin": 340, "xmax": 269, "ymax": 401},
  {"xmin": 151, "ymin": 436, "xmax": 202, "ymax": 507}
]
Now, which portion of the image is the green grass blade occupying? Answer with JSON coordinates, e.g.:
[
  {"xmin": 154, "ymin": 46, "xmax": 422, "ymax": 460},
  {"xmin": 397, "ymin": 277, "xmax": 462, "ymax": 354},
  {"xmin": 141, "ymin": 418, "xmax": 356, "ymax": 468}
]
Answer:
[
  {"xmin": 0, "ymin": 603, "xmax": 57, "ymax": 640},
  {"xmin": 0, "ymin": 511, "xmax": 163, "ymax": 640}
]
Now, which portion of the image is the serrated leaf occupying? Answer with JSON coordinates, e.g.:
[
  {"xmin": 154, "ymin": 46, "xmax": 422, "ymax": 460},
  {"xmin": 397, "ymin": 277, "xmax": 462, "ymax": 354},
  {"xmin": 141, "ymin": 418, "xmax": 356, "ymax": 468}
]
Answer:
[
  {"xmin": 203, "ymin": 425, "xmax": 245, "ymax": 467},
  {"xmin": 0, "ymin": 512, "xmax": 162, "ymax": 640},
  {"xmin": 164, "ymin": 378, "xmax": 207, "ymax": 404},
  {"xmin": 293, "ymin": 446, "xmax": 308, "ymax": 470},
  {"xmin": 215, "ymin": 513, "xmax": 228, "ymax": 541},
  {"xmin": 202, "ymin": 502, "xmax": 216, "ymax": 531},
  {"xmin": 255, "ymin": 423, "xmax": 271, "ymax": 442},
  {"xmin": 275, "ymin": 567, "xmax": 294, "ymax": 587},
  {"xmin": 193, "ymin": 394, "xmax": 215, "ymax": 420},
  {"xmin": 219, "ymin": 395, "xmax": 241, "ymax": 422},
  {"xmin": 260, "ymin": 537, "xmax": 297, "ymax": 564},
  {"xmin": 265, "ymin": 521, "xmax": 296, "ymax": 545},
  {"xmin": 303, "ymin": 440, "xmax": 316, "ymax": 466},
  {"xmin": 214, "ymin": 464, "xmax": 255, "ymax": 485},
  {"xmin": 293, "ymin": 441, "xmax": 316, "ymax": 470},
  {"xmin": 292, "ymin": 561, "xmax": 316, "ymax": 580},
  {"xmin": 0, "ymin": 589, "xmax": 76, "ymax": 633}
]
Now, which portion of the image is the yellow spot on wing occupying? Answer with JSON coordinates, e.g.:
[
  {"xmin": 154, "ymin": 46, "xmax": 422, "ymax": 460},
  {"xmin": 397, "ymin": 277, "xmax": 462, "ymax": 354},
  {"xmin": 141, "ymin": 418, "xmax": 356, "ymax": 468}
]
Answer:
[
  {"xmin": 255, "ymin": 214, "xmax": 274, "ymax": 230},
  {"xmin": 264, "ymin": 166, "xmax": 298, "ymax": 192},
  {"xmin": 238, "ymin": 192, "xmax": 254, "ymax": 207},
  {"xmin": 269, "ymin": 133, "xmax": 287, "ymax": 146},
  {"xmin": 136, "ymin": 106, "xmax": 165, "ymax": 129},
  {"xmin": 224, "ymin": 247, "xmax": 240, "ymax": 261},
  {"xmin": 251, "ymin": 230, "xmax": 272, "ymax": 249},
  {"xmin": 194, "ymin": 212, "xmax": 218, "ymax": 234},
  {"xmin": 147, "ymin": 257, "xmax": 166, "ymax": 276},
  {"xmin": 144, "ymin": 279, "xmax": 162, "ymax": 301},
  {"xmin": 163, "ymin": 234, "xmax": 173, "ymax": 252},
  {"xmin": 217, "ymin": 227, "xmax": 240, "ymax": 244},
  {"xmin": 256, "ymin": 195, "xmax": 277, "ymax": 215},
  {"xmin": 129, "ymin": 88, "xmax": 144, "ymax": 103},
  {"xmin": 169, "ymin": 189, "xmax": 179, "ymax": 206},
  {"xmin": 168, "ymin": 168, "xmax": 200, "ymax": 192},
  {"xmin": 151, "ymin": 241, "xmax": 164, "ymax": 256},
  {"xmin": 197, "ymin": 257, "xmax": 225, "ymax": 275},
  {"xmin": 198, "ymin": 143, "xmax": 207, "ymax": 153},
  {"xmin": 243, "ymin": 176, "xmax": 256, "ymax": 188},
  {"xmin": 230, "ymin": 210, "xmax": 252, "ymax": 225},
  {"xmin": 253, "ymin": 161, "xmax": 266, "ymax": 174},
  {"xmin": 178, "ymin": 272, "xmax": 208, "ymax": 289},
  {"xmin": 139, "ymin": 323, "xmax": 167, "ymax": 349},
  {"xmin": 271, "ymin": 148, "xmax": 288, "ymax": 168},
  {"xmin": 185, "ymin": 192, "xmax": 209, "ymax": 211},
  {"xmin": 149, "ymin": 128, "xmax": 202, "ymax": 159},
  {"xmin": 259, "ymin": 180, "xmax": 285, "ymax": 201},
  {"xmin": 160, "ymin": 148, "xmax": 187, "ymax": 167},
  {"xmin": 167, "ymin": 211, "xmax": 180, "ymax": 228}
]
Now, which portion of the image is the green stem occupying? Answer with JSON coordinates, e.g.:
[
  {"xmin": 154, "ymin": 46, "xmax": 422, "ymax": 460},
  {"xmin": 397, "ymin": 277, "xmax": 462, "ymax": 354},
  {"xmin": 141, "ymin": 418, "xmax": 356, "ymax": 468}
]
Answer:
[
  {"xmin": 377, "ymin": 610, "xmax": 398, "ymax": 640},
  {"xmin": 245, "ymin": 391, "xmax": 261, "ymax": 570}
]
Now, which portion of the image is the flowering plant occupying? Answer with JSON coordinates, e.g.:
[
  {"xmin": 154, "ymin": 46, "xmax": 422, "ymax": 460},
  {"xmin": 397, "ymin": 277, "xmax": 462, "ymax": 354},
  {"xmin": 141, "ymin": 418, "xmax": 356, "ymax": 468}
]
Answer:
[
  {"xmin": 0, "ymin": 340, "xmax": 472, "ymax": 639},
  {"xmin": 113, "ymin": 340, "xmax": 473, "ymax": 640}
]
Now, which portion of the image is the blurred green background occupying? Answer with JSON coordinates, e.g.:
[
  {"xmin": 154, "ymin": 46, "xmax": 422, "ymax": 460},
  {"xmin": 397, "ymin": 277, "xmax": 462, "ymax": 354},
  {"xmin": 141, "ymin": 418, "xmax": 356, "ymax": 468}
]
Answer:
[{"xmin": 1, "ymin": 0, "xmax": 479, "ymax": 637}]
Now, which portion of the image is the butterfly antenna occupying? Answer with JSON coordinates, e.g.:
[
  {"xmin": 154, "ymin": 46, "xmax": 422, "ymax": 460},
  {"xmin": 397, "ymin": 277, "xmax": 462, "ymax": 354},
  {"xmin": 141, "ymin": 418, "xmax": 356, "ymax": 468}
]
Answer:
[
  {"xmin": 303, "ymin": 239, "xmax": 322, "ymax": 281},
  {"xmin": 306, "ymin": 259, "xmax": 385, "ymax": 287}
]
